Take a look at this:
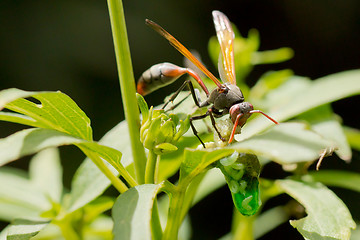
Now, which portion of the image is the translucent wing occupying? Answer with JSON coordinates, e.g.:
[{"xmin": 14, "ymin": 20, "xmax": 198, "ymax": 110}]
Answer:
[
  {"xmin": 146, "ymin": 19, "xmax": 222, "ymax": 88},
  {"xmin": 212, "ymin": 10, "xmax": 236, "ymax": 85}
]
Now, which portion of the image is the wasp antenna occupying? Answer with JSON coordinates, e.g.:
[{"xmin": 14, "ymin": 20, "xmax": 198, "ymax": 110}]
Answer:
[
  {"xmin": 250, "ymin": 110, "xmax": 279, "ymax": 124},
  {"xmin": 145, "ymin": 19, "xmax": 156, "ymax": 25},
  {"xmin": 228, "ymin": 113, "xmax": 244, "ymax": 143}
]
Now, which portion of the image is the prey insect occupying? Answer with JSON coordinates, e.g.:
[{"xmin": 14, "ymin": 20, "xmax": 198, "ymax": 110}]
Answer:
[{"xmin": 137, "ymin": 11, "xmax": 278, "ymax": 148}]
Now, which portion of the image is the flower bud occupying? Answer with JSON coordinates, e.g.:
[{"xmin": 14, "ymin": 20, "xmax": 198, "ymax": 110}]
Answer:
[{"xmin": 140, "ymin": 108, "xmax": 190, "ymax": 155}]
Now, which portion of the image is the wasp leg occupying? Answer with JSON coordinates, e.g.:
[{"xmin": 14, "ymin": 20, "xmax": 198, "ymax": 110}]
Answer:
[
  {"xmin": 162, "ymin": 80, "xmax": 209, "ymax": 109},
  {"xmin": 208, "ymin": 108, "xmax": 226, "ymax": 142},
  {"xmin": 165, "ymin": 92, "xmax": 192, "ymax": 112},
  {"xmin": 190, "ymin": 112, "xmax": 210, "ymax": 148}
]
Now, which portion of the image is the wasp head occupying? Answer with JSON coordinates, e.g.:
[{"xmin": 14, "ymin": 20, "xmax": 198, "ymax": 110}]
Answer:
[{"xmin": 229, "ymin": 102, "xmax": 254, "ymax": 127}]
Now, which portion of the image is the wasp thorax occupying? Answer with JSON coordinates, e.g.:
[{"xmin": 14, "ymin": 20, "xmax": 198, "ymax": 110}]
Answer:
[
  {"xmin": 229, "ymin": 102, "xmax": 254, "ymax": 123},
  {"xmin": 208, "ymin": 83, "xmax": 244, "ymax": 110}
]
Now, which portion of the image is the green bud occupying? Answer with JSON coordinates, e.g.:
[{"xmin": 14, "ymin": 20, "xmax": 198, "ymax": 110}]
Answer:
[
  {"xmin": 154, "ymin": 143, "xmax": 178, "ymax": 155},
  {"xmin": 143, "ymin": 116, "xmax": 162, "ymax": 150},
  {"xmin": 168, "ymin": 113, "xmax": 179, "ymax": 126},
  {"xmin": 157, "ymin": 118, "xmax": 175, "ymax": 143},
  {"xmin": 173, "ymin": 115, "xmax": 190, "ymax": 142},
  {"xmin": 140, "ymin": 106, "xmax": 154, "ymax": 141},
  {"xmin": 139, "ymin": 106, "xmax": 190, "ymax": 155}
]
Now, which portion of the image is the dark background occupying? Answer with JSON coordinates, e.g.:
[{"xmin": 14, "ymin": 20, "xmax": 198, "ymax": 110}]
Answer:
[{"xmin": 0, "ymin": 0, "xmax": 359, "ymax": 239}]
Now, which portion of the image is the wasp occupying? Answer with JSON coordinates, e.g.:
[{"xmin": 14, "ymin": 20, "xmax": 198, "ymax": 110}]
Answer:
[{"xmin": 137, "ymin": 11, "xmax": 278, "ymax": 148}]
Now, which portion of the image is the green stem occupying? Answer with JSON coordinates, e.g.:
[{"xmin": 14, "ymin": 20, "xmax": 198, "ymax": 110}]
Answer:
[
  {"xmin": 55, "ymin": 217, "xmax": 81, "ymax": 240},
  {"xmin": 180, "ymin": 172, "xmax": 206, "ymax": 220},
  {"xmin": 107, "ymin": 0, "xmax": 146, "ymax": 184},
  {"xmin": 151, "ymin": 198, "xmax": 163, "ymax": 240},
  {"xmin": 162, "ymin": 187, "xmax": 186, "ymax": 240},
  {"xmin": 78, "ymin": 143, "xmax": 138, "ymax": 188},
  {"xmin": 84, "ymin": 149, "xmax": 128, "ymax": 193},
  {"xmin": 108, "ymin": 158, "xmax": 138, "ymax": 188},
  {"xmin": 145, "ymin": 150, "xmax": 158, "ymax": 184},
  {"xmin": 57, "ymin": 224, "xmax": 81, "ymax": 240},
  {"xmin": 232, "ymin": 211, "xmax": 255, "ymax": 240}
]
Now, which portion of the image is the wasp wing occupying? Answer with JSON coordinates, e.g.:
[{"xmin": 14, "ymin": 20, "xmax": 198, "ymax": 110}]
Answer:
[
  {"xmin": 212, "ymin": 10, "xmax": 236, "ymax": 85},
  {"xmin": 217, "ymin": 53, "xmax": 227, "ymax": 84},
  {"xmin": 146, "ymin": 19, "xmax": 222, "ymax": 88}
]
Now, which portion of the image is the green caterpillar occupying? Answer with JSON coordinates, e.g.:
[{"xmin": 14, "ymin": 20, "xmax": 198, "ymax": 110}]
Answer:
[{"xmin": 218, "ymin": 152, "xmax": 261, "ymax": 216}]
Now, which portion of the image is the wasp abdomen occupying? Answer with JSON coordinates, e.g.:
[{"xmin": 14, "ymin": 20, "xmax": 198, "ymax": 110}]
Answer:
[{"xmin": 137, "ymin": 62, "xmax": 186, "ymax": 96}]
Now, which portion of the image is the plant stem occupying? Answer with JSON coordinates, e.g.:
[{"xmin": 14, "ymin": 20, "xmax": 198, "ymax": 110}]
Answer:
[
  {"xmin": 232, "ymin": 211, "xmax": 255, "ymax": 240},
  {"xmin": 145, "ymin": 150, "xmax": 158, "ymax": 184},
  {"xmin": 55, "ymin": 217, "xmax": 81, "ymax": 240},
  {"xmin": 107, "ymin": 0, "xmax": 146, "ymax": 184},
  {"xmin": 180, "ymin": 172, "xmax": 206, "ymax": 220},
  {"xmin": 83, "ymin": 149, "xmax": 128, "ymax": 193},
  {"xmin": 151, "ymin": 198, "xmax": 163, "ymax": 240},
  {"xmin": 162, "ymin": 187, "xmax": 186, "ymax": 240},
  {"xmin": 57, "ymin": 224, "xmax": 81, "ymax": 240},
  {"xmin": 107, "ymin": 157, "xmax": 138, "ymax": 188}
]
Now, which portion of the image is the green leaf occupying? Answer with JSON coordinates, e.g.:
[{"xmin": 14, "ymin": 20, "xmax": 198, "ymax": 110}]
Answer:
[
  {"xmin": 251, "ymin": 47, "xmax": 294, "ymax": 65},
  {"xmin": 351, "ymin": 226, "xmax": 360, "ymax": 240},
  {"xmin": 180, "ymin": 148, "xmax": 234, "ymax": 184},
  {"xmin": 343, "ymin": 126, "xmax": 360, "ymax": 151},
  {"xmin": 0, "ymin": 112, "xmax": 42, "ymax": 128},
  {"xmin": 257, "ymin": 76, "xmax": 310, "ymax": 111},
  {"xmin": 112, "ymin": 184, "xmax": 163, "ymax": 240},
  {"xmin": 0, "ymin": 226, "xmax": 9, "ymax": 240},
  {"xmin": 29, "ymin": 148, "xmax": 63, "ymax": 203},
  {"xmin": 6, "ymin": 219, "xmax": 50, "ymax": 240},
  {"xmin": 0, "ymin": 128, "xmax": 125, "ymax": 175},
  {"xmin": 309, "ymin": 170, "xmax": 360, "ymax": 193},
  {"xmin": 231, "ymin": 122, "xmax": 331, "ymax": 165},
  {"xmin": 239, "ymin": 70, "xmax": 360, "ymax": 141},
  {"xmin": 275, "ymin": 70, "xmax": 360, "ymax": 119},
  {"xmin": 0, "ymin": 88, "xmax": 38, "ymax": 110},
  {"xmin": 0, "ymin": 127, "xmax": 132, "ymax": 214},
  {"xmin": 277, "ymin": 179, "xmax": 356, "ymax": 240},
  {"xmin": 208, "ymin": 36, "xmax": 220, "ymax": 70},
  {"xmin": 83, "ymin": 196, "xmax": 115, "ymax": 222},
  {"xmin": 0, "ymin": 167, "xmax": 51, "ymax": 221},
  {"xmin": 67, "ymin": 120, "xmax": 133, "ymax": 213},
  {"xmin": 249, "ymin": 69, "xmax": 293, "ymax": 101},
  {"xmin": 136, "ymin": 93, "xmax": 149, "ymax": 124},
  {"xmin": 299, "ymin": 105, "xmax": 351, "ymax": 161},
  {"xmin": 0, "ymin": 128, "xmax": 83, "ymax": 166},
  {"xmin": 1, "ymin": 89, "xmax": 92, "ymax": 140}
]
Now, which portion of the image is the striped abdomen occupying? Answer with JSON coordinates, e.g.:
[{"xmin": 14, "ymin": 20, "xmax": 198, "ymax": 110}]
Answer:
[{"xmin": 137, "ymin": 63, "xmax": 186, "ymax": 96}]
